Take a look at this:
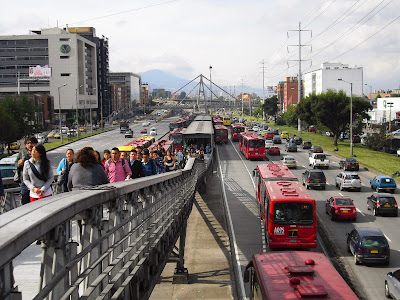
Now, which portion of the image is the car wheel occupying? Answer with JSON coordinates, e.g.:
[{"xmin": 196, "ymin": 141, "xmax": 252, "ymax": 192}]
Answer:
[
  {"xmin": 357, "ymin": 188, "xmax": 361, "ymax": 192},
  {"xmin": 385, "ymin": 281, "xmax": 392, "ymax": 298},
  {"xmin": 394, "ymin": 211, "xmax": 398, "ymax": 217},
  {"xmin": 330, "ymin": 213, "xmax": 335, "ymax": 221},
  {"xmin": 313, "ymin": 165, "xmax": 316, "ymax": 169},
  {"xmin": 306, "ymin": 184, "xmax": 309, "ymax": 190},
  {"xmin": 321, "ymin": 185, "xmax": 326, "ymax": 190},
  {"xmin": 376, "ymin": 187, "xmax": 380, "ymax": 192},
  {"xmin": 354, "ymin": 253, "xmax": 360, "ymax": 265},
  {"xmin": 373, "ymin": 208, "xmax": 378, "ymax": 216},
  {"xmin": 335, "ymin": 182, "xmax": 338, "ymax": 188},
  {"xmin": 367, "ymin": 201, "xmax": 370, "ymax": 210},
  {"xmin": 347, "ymin": 243, "xmax": 351, "ymax": 253},
  {"xmin": 370, "ymin": 185, "xmax": 374, "ymax": 189}
]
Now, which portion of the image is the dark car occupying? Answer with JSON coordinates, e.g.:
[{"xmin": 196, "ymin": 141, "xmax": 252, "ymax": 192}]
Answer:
[
  {"xmin": 302, "ymin": 169, "xmax": 326, "ymax": 190},
  {"xmin": 293, "ymin": 136, "xmax": 303, "ymax": 145},
  {"xmin": 272, "ymin": 135, "xmax": 282, "ymax": 144},
  {"xmin": 367, "ymin": 193, "xmax": 398, "ymax": 217},
  {"xmin": 346, "ymin": 227, "xmax": 390, "ymax": 265},
  {"xmin": 385, "ymin": 269, "xmax": 400, "ymax": 299},
  {"xmin": 302, "ymin": 141, "xmax": 312, "ymax": 149},
  {"xmin": 285, "ymin": 142, "xmax": 297, "ymax": 152},
  {"xmin": 352, "ymin": 135, "xmax": 361, "ymax": 143},
  {"xmin": 339, "ymin": 157, "xmax": 360, "ymax": 171},
  {"xmin": 309, "ymin": 145, "xmax": 323, "ymax": 153},
  {"xmin": 325, "ymin": 196, "xmax": 356, "ymax": 221}
]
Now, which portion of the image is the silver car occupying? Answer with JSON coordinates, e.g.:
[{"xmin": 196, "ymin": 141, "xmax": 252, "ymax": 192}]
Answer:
[
  {"xmin": 335, "ymin": 171, "xmax": 361, "ymax": 192},
  {"xmin": 386, "ymin": 269, "xmax": 400, "ymax": 299}
]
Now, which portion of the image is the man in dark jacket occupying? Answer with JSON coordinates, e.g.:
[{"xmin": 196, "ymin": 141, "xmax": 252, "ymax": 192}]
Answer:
[{"xmin": 129, "ymin": 149, "xmax": 145, "ymax": 179}]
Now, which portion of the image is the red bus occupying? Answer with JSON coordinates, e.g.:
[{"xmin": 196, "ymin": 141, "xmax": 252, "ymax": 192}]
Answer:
[
  {"xmin": 168, "ymin": 128, "xmax": 186, "ymax": 151},
  {"xmin": 239, "ymin": 132, "xmax": 266, "ymax": 160},
  {"xmin": 231, "ymin": 123, "xmax": 245, "ymax": 141},
  {"xmin": 148, "ymin": 139, "xmax": 174, "ymax": 153},
  {"xmin": 169, "ymin": 118, "xmax": 188, "ymax": 131},
  {"xmin": 214, "ymin": 125, "xmax": 229, "ymax": 144},
  {"xmin": 255, "ymin": 164, "xmax": 316, "ymax": 248},
  {"xmin": 245, "ymin": 251, "xmax": 359, "ymax": 300},
  {"xmin": 213, "ymin": 117, "xmax": 224, "ymax": 126}
]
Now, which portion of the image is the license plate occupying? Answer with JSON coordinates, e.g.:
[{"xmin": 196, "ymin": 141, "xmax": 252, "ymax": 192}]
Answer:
[
  {"xmin": 315, "ymin": 180, "xmax": 320, "ymax": 183},
  {"xmin": 371, "ymin": 250, "xmax": 378, "ymax": 253},
  {"xmin": 385, "ymin": 204, "xmax": 390, "ymax": 207},
  {"xmin": 350, "ymin": 187, "xmax": 355, "ymax": 189},
  {"xmin": 342, "ymin": 210, "xmax": 349, "ymax": 213},
  {"xmin": 289, "ymin": 239, "xmax": 297, "ymax": 243},
  {"xmin": 320, "ymin": 164, "xmax": 325, "ymax": 166}
]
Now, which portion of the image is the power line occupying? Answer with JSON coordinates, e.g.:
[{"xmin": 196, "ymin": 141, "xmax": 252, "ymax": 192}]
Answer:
[
  {"xmin": 69, "ymin": 0, "xmax": 182, "ymax": 25},
  {"xmin": 304, "ymin": 0, "xmax": 337, "ymax": 28}
]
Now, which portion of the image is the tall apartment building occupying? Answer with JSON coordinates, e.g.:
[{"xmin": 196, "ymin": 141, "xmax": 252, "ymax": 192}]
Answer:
[
  {"xmin": 0, "ymin": 27, "xmax": 97, "ymax": 123},
  {"xmin": 67, "ymin": 27, "xmax": 110, "ymax": 119},
  {"xmin": 141, "ymin": 83, "xmax": 149, "ymax": 106},
  {"xmin": 111, "ymin": 83, "xmax": 127, "ymax": 113},
  {"xmin": 109, "ymin": 72, "xmax": 141, "ymax": 109},
  {"xmin": 304, "ymin": 62, "xmax": 363, "ymax": 97}
]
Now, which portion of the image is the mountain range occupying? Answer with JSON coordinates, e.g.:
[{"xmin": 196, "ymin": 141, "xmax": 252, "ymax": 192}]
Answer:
[{"xmin": 138, "ymin": 69, "xmax": 266, "ymax": 97}]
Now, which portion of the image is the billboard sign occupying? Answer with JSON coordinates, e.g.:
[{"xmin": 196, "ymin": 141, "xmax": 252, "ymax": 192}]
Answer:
[{"xmin": 29, "ymin": 65, "xmax": 52, "ymax": 78}]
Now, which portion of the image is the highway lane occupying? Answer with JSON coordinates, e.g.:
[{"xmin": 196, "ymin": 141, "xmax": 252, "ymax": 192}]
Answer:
[{"xmin": 264, "ymin": 138, "xmax": 400, "ymax": 300}]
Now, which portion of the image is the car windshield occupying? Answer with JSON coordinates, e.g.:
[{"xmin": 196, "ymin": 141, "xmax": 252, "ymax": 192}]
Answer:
[
  {"xmin": 335, "ymin": 198, "xmax": 353, "ymax": 206},
  {"xmin": 273, "ymin": 202, "xmax": 314, "ymax": 225},
  {"xmin": 249, "ymin": 140, "xmax": 265, "ymax": 148},
  {"xmin": 379, "ymin": 197, "xmax": 396, "ymax": 205},
  {"xmin": 361, "ymin": 236, "xmax": 388, "ymax": 247}
]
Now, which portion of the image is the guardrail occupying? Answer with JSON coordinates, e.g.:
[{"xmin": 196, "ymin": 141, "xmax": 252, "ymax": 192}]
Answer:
[{"xmin": 0, "ymin": 156, "xmax": 212, "ymax": 300}]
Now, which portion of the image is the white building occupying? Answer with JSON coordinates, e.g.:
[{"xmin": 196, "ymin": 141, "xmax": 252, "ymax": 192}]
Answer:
[
  {"xmin": 304, "ymin": 63, "xmax": 363, "ymax": 97},
  {"xmin": 0, "ymin": 27, "xmax": 98, "ymax": 117},
  {"xmin": 369, "ymin": 97, "xmax": 400, "ymax": 125}
]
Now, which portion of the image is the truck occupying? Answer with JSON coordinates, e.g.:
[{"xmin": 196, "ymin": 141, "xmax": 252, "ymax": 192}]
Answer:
[
  {"xmin": 120, "ymin": 122, "xmax": 129, "ymax": 133},
  {"xmin": 309, "ymin": 153, "xmax": 330, "ymax": 169}
]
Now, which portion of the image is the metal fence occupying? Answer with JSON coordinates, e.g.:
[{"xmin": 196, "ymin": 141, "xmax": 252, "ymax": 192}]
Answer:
[{"xmin": 0, "ymin": 156, "xmax": 211, "ymax": 300}]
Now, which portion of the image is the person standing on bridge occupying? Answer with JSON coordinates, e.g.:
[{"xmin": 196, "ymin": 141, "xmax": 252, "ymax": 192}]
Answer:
[
  {"xmin": 15, "ymin": 136, "xmax": 38, "ymax": 205},
  {"xmin": 129, "ymin": 149, "xmax": 145, "ymax": 179},
  {"xmin": 102, "ymin": 149, "xmax": 111, "ymax": 168},
  {"xmin": 22, "ymin": 144, "xmax": 53, "ymax": 202},
  {"xmin": 67, "ymin": 147, "xmax": 109, "ymax": 190},
  {"xmin": 164, "ymin": 150, "xmax": 176, "ymax": 172},
  {"xmin": 141, "ymin": 149, "xmax": 157, "ymax": 176},
  {"xmin": 56, "ymin": 149, "xmax": 75, "ymax": 193},
  {"xmin": 105, "ymin": 147, "xmax": 132, "ymax": 183}
]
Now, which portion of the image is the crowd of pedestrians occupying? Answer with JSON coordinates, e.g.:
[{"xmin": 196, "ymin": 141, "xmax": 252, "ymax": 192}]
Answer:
[{"xmin": 11, "ymin": 135, "xmax": 206, "ymax": 205}]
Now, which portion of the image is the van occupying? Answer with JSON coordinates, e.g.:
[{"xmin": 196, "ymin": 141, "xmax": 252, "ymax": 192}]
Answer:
[
  {"xmin": 0, "ymin": 153, "xmax": 18, "ymax": 179},
  {"xmin": 150, "ymin": 127, "xmax": 157, "ymax": 136}
]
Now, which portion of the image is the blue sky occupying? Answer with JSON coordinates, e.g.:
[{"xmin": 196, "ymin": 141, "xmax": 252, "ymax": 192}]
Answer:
[{"xmin": 2, "ymin": 0, "xmax": 399, "ymax": 95}]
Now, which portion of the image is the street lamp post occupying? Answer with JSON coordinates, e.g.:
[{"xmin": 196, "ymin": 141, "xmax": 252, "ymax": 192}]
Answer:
[
  {"xmin": 338, "ymin": 79, "xmax": 353, "ymax": 156},
  {"xmin": 58, "ymin": 84, "xmax": 67, "ymax": 144},
  {"xmin": 388, "ymin": 102, "xmax": 394, "ymax": 132},
  {"xmin": 75, "ymin": 84, "xmax": 83, "ymax": 138},
  {"xmin": 209, "ymin": 66, "xmax": 212, "ymax": 113}
]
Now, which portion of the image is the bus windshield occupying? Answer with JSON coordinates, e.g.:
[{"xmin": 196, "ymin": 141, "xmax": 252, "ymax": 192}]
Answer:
[
  {"xmin": 273, "ymin": 202, "xmax": 313, "ymax": 225},
  {"xmin": 233, "ymin": 127, "xmax": 244, "ymax": 133},
  {"xmin": 215, "ymin": 130, "xmax": 227, "ymax": 136},
  {"xmin": 171, "ymin": 135, "xmax": 184, "ymax": 145},
  {"xmin": 249, "ymin": 140, "xmax": 264, "ymax": 148}
]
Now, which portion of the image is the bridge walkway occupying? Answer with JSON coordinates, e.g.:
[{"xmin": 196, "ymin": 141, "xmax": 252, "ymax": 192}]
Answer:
[{"xmin": 150, "ymin": 167, "xmax": 234, "ymax": 299}]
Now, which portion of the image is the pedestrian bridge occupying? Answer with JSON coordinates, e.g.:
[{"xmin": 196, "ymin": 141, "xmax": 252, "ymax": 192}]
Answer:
[{"xmin": 0, "ymin": 156, "xmax": 211, "ymax": 300}]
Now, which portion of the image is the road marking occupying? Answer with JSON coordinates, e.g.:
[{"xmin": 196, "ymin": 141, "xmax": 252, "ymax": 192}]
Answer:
[
  {"xmin": 384, "ymin": 234, "xmax": 392, "ymax": 242},
  {"xmin": 228, "ymin": 139, "xmax": 255, "ymax": 189},
  {"xmin": 339, "ymin": 193, "xmax": 343, "ymax": 196},
  {"xmin": 356, "ymin": 208, "xmax": 365, "ymax": 216}
]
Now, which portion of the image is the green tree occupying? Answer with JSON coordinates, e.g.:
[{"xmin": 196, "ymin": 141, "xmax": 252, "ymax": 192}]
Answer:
[
  {"xmin": 283, "ymin": 105, "xmax": 298, "ymax": 126},
  {"xmin": 296, "ymin": 90, "xmax": 372, "ymax": 146},
  {"xmin": 179, "ymin": 91, "xmax": 186, "ymax": 99},
  {"xmin": 263, "ymin": 95, "xmax": 278, "ymax": 117},
  {"xmin": 0, "ymin": 95, "xmax": 36, "ymax": 149}
]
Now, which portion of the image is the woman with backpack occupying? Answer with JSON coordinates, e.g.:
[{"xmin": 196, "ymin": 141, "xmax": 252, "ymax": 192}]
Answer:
[
  {"xmin": 56, "ymin": 149, "xmax": 74, "ymax": 192},
  {"xmin": 22, "ymin": 144, "xmax": 53, "ymax": 202}
]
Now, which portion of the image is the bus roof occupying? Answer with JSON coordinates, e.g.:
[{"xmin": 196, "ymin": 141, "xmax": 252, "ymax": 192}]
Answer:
[
  {"xmin": 194, "ymin": 115, "xmax": 212, "ymax": 122},
  {"xmin": 264, "ymin": 180, "xmax": 313, "ymax": 202},
  {"xmin": 240, "ymin": 132, "xmax": 264, "ymax": 140},
  {"xmin": 170, "ymin": 127, "xmax": 186, "ymax": 135},
  {"xmin": 214, "ymin": 124, "xmax": 228, "ymax": 130},
  {"xmin": 257, "ymin": 163, "xmax": 298, "ymax": 181},
  {"xmin": 251, "ymin": 251, "xmax": 358, "ymax": 300}
]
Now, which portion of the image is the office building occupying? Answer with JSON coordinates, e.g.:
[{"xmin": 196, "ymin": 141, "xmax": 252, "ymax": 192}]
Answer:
[{"xmin": 109, "ymin": 72, "xmax": 141, "ymax": 109}]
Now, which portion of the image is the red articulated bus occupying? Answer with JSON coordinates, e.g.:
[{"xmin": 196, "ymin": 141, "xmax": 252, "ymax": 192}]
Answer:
[
  {"xmin": 148, "ymin": 139, "xmax": 174, "ymax": 153},
  {"xmin": 213, "ymin": 117, "xmax": 224, "ymax": 126},
  {"xmin": 254, "ymin": 163, "xmax": 316, "ymax": 248},
  {"xmin": 245, "ymin": 251, "xmax": 359, "ymax": 300},
  {"xmin": 168, "ymin": 127, "xmax": 186, "ymax": 151},
  {"xmin": 231, "ymin": 123, "xmax": 245, "ymax": 142},
  {"xmin": 214, "ymin": 125, "xmax": 229, "ymax": 144},
  {"xmin": 239, "ymin": 132, "xmax": 266, "ymax": 160},
  {"xmin": 169, "ymin": 118, "xmax": 188, "ymax": 131}
]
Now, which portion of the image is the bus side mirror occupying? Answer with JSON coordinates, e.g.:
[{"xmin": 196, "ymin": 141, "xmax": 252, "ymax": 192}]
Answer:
[
  {"xmin": 244, "ymin": 269, "xmax": 250, "ymax": 283},
  {"xmin": 252, "ymin": 169, "xmax": 257, "ymax": 177}
]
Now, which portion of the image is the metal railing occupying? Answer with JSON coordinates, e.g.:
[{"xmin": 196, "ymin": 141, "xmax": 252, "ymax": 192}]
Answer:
[{"xmin": 0, "ymin": 156, "xmax": 212, "ymax": 300}]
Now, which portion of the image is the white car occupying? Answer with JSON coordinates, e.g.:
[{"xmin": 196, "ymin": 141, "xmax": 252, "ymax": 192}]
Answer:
[
  {"xmin": 391, "ymin": 129, "xmax": 400, "ymax": 136},
  {"xmin": 281, "ymin": 156, "xmax": 297, "ymax": 168},
  {"xmin": 309, "ymin": 153, "xmax": 330, "ymax": 169},
  {"xmin": 252, "ymin": 126, "xmax": 259, "ymax": 132},
  {"xmin": 150, "ymin": 127, "xmax": 157, "ymax": 136},
  {"xmin": 265, "ymin": 140, "xmax": 274, "ymax": 149},
  {"xmin": 142, "ymin": 122, "xmax": 150, "ymax": 127}
]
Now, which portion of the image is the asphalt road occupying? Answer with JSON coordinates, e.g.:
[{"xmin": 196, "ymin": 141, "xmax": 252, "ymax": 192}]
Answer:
[{"xmin": 221, "ymin": 134, "xmax": 400, "ymax": 300}]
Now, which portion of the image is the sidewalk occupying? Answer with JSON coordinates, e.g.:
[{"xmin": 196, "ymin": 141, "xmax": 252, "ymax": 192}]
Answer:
[{"xmin": 150, "ymin": 172, "xmax": 234, "ymax": 300}]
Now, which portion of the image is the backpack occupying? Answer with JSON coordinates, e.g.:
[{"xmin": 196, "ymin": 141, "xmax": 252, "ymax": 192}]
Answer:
[{"xmin": 107, "ymin": 158, "xmax": 127, "ymax": 175}]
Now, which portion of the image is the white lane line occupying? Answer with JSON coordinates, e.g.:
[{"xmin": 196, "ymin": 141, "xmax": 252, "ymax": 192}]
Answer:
[
  {"xmin": 216, "ymin": 146, "xmax": 247, "ymax": 299},
  {"xmin": 384, "ymin": 234, "xmax": 392, "ymax": 242},
  {"xmin": 228, "ymin": 139, "xmax": 256, "ymax": 189},
  {"xmin": 356, "ymin": 208, "xmax": 365, "ymax": 216},
  {"xmin": 339, "ymin": 192, "xmax": 343, "ymax": 196}
]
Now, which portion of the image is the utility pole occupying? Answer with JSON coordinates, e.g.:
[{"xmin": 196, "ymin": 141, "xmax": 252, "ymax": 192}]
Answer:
[
  {"xmin": 288, "ymin": 22, "xmax": 312, "ymax": 135},
  {"xmin": 241, "ymin": 79, "xmax": 244, "ymax": 117},
  {"xmin": 261, "ymin": 59, "xmax": 265, "ymax": 120}
]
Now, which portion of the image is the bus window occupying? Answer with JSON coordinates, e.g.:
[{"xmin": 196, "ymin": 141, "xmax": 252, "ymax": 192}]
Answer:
[
  {"xmin": 273, "ymin": 203, "xmax": 313, "ymax": 225},
  {"xmin": 249, "ymin": 139, "xmax": 265, "ymax": 148}
]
